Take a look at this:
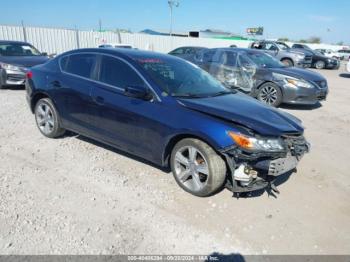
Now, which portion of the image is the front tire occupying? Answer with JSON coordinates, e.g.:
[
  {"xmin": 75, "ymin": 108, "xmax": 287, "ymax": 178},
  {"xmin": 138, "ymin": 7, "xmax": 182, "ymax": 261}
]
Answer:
[
  {"xmin": 170, "ymin": 138, "xmax": 227, "ymax": 197},
  {"xmin": 34, "ymin": 98, "xmax": 65, "ymax": 138},
  {"xmin": 257, "ymin": 82, "xmax": 283, "ymax": 107},
  {"xmin": 315, "ymin": 60, "xmax": 325, "ymax": 69}
]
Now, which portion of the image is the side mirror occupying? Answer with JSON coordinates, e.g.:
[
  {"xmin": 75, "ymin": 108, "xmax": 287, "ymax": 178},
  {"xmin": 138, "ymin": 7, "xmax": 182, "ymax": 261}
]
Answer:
[
  {"xmin": 48, "ymin": 53, "xmax": 57, "ymax": 58},
  {"xmin": 41, "ymin": 52, "xmax": 48, "ymax": 56},
  {"xmin": 124, "ymin": 86, "xmax": 153, "ymax": 100}
]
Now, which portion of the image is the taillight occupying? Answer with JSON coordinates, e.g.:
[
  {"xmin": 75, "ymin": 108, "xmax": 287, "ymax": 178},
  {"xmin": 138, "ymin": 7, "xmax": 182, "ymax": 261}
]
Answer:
[{"xmin": 26, "ymin": 71, "xmax": 33, "ymax": 79}]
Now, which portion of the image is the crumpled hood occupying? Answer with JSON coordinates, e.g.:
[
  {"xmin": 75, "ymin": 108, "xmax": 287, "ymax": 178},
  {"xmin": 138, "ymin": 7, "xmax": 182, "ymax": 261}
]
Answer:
[
  {"xmin": 178, "ymin": 93, "xmax": 304, "ymax": 136},
  {"xmin": 0, "ymin": 56, "xmax": 49, "ymax": 68},
  {"xmin": 270, "ymin": 67, "xmax": 325, "ymax": 82}
]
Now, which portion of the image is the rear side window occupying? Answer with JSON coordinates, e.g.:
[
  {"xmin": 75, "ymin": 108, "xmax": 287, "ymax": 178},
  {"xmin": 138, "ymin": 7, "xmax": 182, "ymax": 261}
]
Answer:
[
  {"xmin": 169, "ymin": 48, "xmax": 184, "ymax": 55},
  {"xmin": 99, "ymin": 55, "xmax": 144, "ymax": 88},
  {"xmin": 60, "ymin": 54, "xmax": 96, "ymax": 79}
]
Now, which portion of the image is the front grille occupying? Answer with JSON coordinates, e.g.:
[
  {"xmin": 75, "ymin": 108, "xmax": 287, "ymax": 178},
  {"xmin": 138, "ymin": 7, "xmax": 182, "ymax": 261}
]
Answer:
[
  {"xmin": 314, "ymin": 80, "xmax": 327, "ymax": 89},
  {"xmin": 7, "ymin": 74, "xmax": 25, "ymax": 82}
]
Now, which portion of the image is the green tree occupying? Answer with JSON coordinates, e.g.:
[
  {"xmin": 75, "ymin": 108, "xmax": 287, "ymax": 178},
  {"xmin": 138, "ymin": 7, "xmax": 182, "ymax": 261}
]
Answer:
[
  {"xmin": 278, "ymin": 37, "xmax": 290, "ymax": 42},
  {"xmin": 308, "ymin": 36, "xmax": 321, "ymax": 44}
]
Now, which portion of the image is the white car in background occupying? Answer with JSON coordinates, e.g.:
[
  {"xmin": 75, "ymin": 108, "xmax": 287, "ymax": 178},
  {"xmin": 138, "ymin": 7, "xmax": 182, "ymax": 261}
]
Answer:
[
  {"xmin": 338, "ymin": 49, "xmax": 350, "ymax": 61},
  {"xmin": 315, "ymin": 49, "xmax": 341, "ymax": 60},
  {"xmin": 98, "ymin": 43, "xmax": 134, "ymax": 49}
]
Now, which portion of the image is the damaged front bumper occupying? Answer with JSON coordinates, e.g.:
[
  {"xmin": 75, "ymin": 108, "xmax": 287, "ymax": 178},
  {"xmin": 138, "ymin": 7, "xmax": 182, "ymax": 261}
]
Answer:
[{"xmin": 221, "ymin": 134, "xmax": 310, "ymax": 195}]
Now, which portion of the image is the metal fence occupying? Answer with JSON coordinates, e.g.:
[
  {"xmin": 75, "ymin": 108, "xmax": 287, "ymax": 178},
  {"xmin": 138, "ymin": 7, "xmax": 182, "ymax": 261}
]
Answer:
[{"xmin": 0, "ymin": 24, "xmax": 347, "ymax": 55}]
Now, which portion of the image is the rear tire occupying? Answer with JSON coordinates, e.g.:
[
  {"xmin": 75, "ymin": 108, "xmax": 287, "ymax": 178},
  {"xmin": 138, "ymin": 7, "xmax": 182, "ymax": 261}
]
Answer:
[
  {"xmin": 315, "ymin": 60, "xmax": 325, "ymax": 69},
  {"xmin": 170, "ymin": 138, "xmax": 227, "ymax": 197},
  {"xmin": 281, "ymin": 59, "xmax": 294, "ymax": 67},
  {"xmin": 34, "ymin": 98, "xmax": 65, "ymax": 138},
  {"xmin": 257, "ymin": 82, "xmax": 283, "ymax": 107}
]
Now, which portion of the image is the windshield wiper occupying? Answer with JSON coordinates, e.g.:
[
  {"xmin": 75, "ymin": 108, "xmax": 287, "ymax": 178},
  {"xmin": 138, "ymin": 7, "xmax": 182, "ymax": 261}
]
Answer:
[
  {"xmin": 171, "ymin": 93, "xmax": 205, "ymax": 98},
  {"xmin": 210, "ymin": 90, "xmax": 236, "ymax": 97}
]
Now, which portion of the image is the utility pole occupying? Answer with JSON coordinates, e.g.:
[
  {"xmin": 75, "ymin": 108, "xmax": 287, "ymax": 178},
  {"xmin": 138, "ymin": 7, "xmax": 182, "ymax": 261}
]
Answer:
[
  {"xmin": 21, "ymin": 20, "xmax": 27, "ymax": 42},
  {"xmin": 99, "ymin": 19, "xmax": 102, "ymax": 32},
  {"xmin": 168, "ymin": 0, "xmax": 179, "ymax": 36}
]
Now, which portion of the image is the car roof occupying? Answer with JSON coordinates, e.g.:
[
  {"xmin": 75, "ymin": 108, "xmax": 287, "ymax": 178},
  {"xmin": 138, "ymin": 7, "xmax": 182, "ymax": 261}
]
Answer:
[
  {"xmin": 0, "ymin": 40, "xmax": 32, "ymax": 45},
  {"xmin": 60, "ymin": 48, "xmax": 178, "ymax": 61},
  {"xmin": 205, "ymin": 47, "xmax": 264, "ymax": 54}
]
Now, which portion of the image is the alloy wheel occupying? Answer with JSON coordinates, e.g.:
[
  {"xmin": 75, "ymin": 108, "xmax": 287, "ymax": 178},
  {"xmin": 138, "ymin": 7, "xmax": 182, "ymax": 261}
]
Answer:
[
  {"xmin": 259, "ymin": 85, "xmax": 278, "ymax": 105},
  {"xmin": 35, "ymin": 103, "xmax": 55, "ymax": 135},
  {"xmin": 173, "ymin": 146, "xmax": 209, "ymax": 192}
]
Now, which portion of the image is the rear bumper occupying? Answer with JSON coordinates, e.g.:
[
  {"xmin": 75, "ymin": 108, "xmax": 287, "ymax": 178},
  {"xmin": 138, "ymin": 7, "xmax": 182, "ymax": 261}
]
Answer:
[{"xmin": 295, "ymin": 58, "xmax": 312, "ymax": 68}]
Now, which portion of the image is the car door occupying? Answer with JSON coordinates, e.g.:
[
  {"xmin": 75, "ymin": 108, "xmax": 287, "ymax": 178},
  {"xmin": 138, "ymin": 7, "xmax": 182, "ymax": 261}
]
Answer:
[
  {"xmin": 51, "ymin": 53, "xmax": 98, "ymax": 134},
  {"xmin": 263, "ymin": 42, "xmax": 279, "ymax": 58},
  {"xmin": 89, "ymin": 54, "xmax": 165, "ymax": 160},
  {"xmin": 235, "ymin": 54, "xmax": 257, "ymax": 93}
]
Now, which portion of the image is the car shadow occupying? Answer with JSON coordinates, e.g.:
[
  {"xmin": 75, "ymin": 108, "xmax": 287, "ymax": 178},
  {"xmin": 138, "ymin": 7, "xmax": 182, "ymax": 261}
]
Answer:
[
  {"xmin": 339, "ymin": 73, "xmax": 350, "ymax": 78},
  {"xmin": 63, "ymin": 131, "xmax": 295, "ymax": 198},
  {"xmin": 280, "ymin": 102, "xmax": 322, "ymax": 111},
  {"xmin": 73, "ymin": 133, "xmax": 171, "ymax": 173},
  {"xmin": 0, "ymin": 85, "xmax": 25, "ymax": 91},
  {"xmin": 227, "ymin": 170, "xmax": 295, "ymax": 199}
]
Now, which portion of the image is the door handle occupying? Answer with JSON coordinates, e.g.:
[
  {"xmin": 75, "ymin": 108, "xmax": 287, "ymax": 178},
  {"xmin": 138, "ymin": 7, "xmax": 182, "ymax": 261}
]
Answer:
[
  {"xmin": 94, "ymin": 96, "xmax": 105, "ymax": 105},
  {"xmin": 50, "ymin": 80, "xmax": 61, "ymax": 88}
]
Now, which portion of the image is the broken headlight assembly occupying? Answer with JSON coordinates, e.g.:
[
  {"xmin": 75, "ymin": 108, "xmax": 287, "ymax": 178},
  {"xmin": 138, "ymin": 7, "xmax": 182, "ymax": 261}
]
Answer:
[{"xmin": 227, "ymin": 131, "xmax": 285, "ymax": 152}]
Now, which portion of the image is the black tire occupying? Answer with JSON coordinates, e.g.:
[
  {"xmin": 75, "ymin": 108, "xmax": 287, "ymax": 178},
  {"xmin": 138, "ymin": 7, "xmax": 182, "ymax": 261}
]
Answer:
[
  {"xmin": 257, "ymin": 82, "xmax": 283, "ymax": 107},
  {"xmin": 0, "ymin": 84, "xmax": 5, "ymax": 89},
  {"xmin": 34, "ymin": 98, "xmax": 65, "ymax": 138},
  {"xmin": 170, "ymin": 138, "xmax": 227, "ymax": 197},
  {"xmin": 315, "ymin": 60, "xmax": 325, "ymax": 69},
  {"xmin": 281, "ymin": 59, "xmax": 294, "ymax": 67}
]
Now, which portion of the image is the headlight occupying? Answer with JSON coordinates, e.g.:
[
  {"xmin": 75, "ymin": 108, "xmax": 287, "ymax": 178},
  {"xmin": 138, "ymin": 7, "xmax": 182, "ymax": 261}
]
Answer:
[
  {"xmin": 0, "ymin": 62, "xmax": 21, "ymax": 71},
  {"xmin": 273, "ymin": 73, "xmax": 313, "ymax": 88},
  {"xmin": 227, "ymin": 132, "xmax": 285, "ymax": 152}
]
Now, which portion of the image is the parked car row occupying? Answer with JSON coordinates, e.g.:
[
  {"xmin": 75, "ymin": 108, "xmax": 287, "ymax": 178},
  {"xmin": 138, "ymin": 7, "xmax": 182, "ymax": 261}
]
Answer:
[
  {"xmin": 169, "ymin": 46, "xmax": 329, "ymax": 107},
  {"xmin": 292, "ymin": 43, "xmax": 350, "ymax": 61}
]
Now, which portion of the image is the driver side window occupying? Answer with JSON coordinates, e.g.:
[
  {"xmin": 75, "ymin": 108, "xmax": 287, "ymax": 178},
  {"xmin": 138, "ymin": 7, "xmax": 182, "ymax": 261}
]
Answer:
[{"xmin": 98, "ymin": 55, "xmax": 145, "ymax": 89}]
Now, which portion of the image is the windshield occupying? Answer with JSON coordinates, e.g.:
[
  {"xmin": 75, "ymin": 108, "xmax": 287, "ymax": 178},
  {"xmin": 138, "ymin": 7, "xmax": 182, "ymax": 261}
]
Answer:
[
  {"xmin": 275, "ymin": 42, "xmax": 290, "ymax": 50},
  {"xmin": 136, "ymin": 56, "xmax": 232, "ymax": 98},
  {"xmin": 245, "ymin": 51, "xmax": 285, "ymax": 68},
  {"xmin": 314, "ymin": 51, "xmax": 324, "ymax": 56},
  {"xmin": 0, "ymin": 43, "xmax": 42, "ymax": 56}
]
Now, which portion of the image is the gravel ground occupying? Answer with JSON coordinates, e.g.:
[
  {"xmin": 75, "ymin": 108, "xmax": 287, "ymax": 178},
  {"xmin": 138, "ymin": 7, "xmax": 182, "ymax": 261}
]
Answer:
[{"xmin": 0, "ymin": 65, "xmax": 350, "ymax": 255}]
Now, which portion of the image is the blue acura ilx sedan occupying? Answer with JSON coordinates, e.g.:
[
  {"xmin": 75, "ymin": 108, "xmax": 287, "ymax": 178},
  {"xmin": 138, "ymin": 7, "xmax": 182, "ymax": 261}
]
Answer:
[{"xmin": 26, "ymin": 48, "xmax": 309, "ymax": 197}]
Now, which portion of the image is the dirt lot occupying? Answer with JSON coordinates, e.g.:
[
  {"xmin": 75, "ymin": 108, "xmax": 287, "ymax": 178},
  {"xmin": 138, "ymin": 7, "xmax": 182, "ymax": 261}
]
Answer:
[{"xmin": 0, "ymin": 64, "xmax": 350, "ymax": 255}]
